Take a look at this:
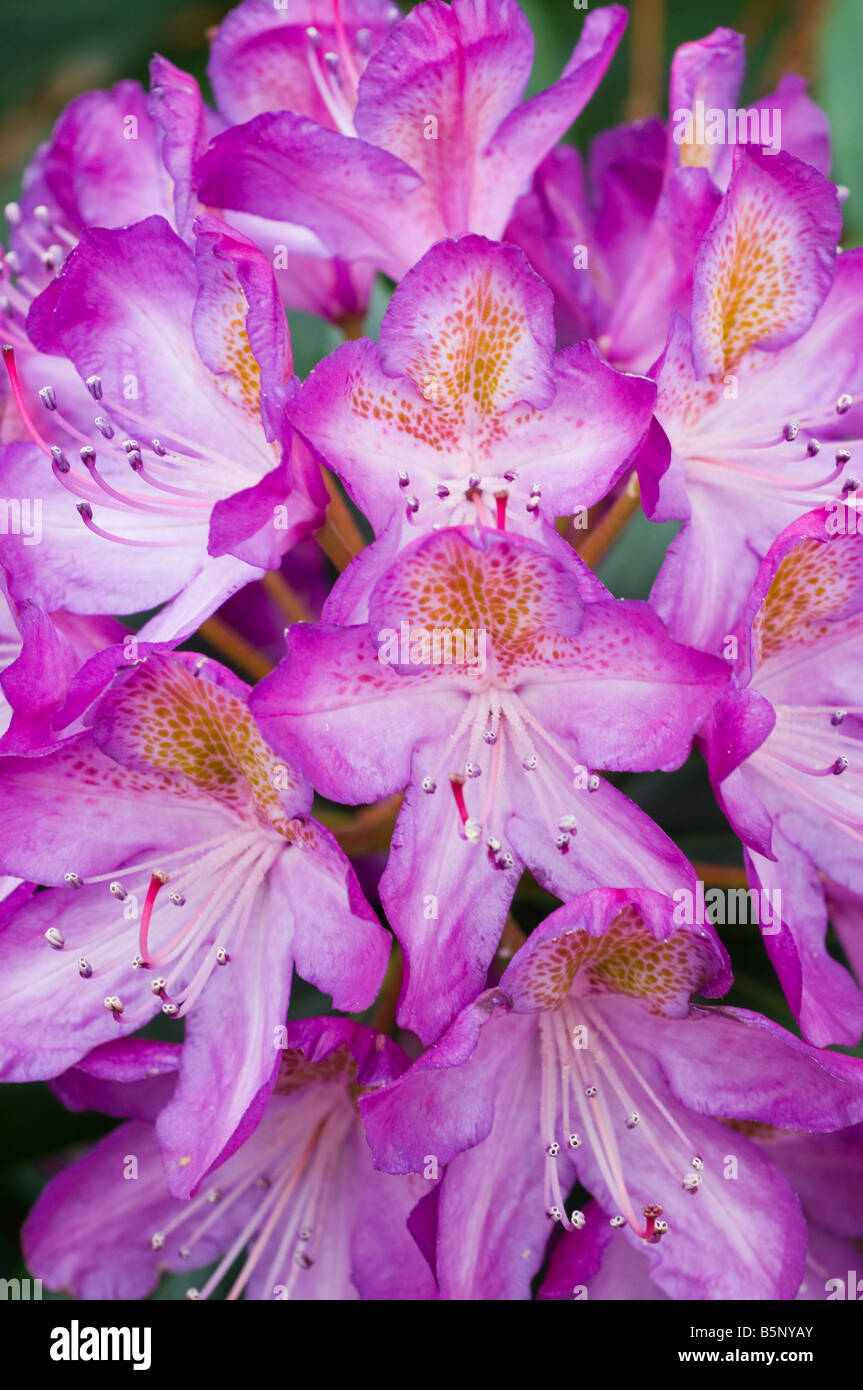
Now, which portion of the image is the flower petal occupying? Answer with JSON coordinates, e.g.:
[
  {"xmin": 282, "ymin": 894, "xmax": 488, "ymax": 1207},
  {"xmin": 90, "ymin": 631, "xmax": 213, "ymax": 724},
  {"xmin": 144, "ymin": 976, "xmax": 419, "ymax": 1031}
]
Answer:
[{"xmin": 690, "ymin": 149, "xmax": 840, "ymax": 379}]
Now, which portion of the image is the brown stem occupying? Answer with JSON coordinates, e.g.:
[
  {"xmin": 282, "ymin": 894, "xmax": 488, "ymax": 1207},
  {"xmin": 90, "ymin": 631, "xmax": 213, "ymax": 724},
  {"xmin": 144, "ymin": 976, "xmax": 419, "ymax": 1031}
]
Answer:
[
  {"xmin": 260, "ymin": 570, "xmax": 313, "ymax": 625},
  {"xmin": 197, "ymin": 617, "xmax": 274, "ymax": 682},
  {"xmin": 626, "ymin": 0, "xmax": 666, "ymax": 122},
  {"xmin": 338, "ymin": 312, "xmax": 367, "ymax": 342},
  {"xmin": 690, "ymin": 863, "xmax": 748, "ymax": 889},
  {"xmin": 315, "ymin": 468, "xmax": 367, "ymax": 572},
  {"xmin": 754, "ymin": 0, "xmax": 832, "ymax": 86},
  {"xmin": 574, "ymin": 471, "xmax": 641, "ymax": 569}
]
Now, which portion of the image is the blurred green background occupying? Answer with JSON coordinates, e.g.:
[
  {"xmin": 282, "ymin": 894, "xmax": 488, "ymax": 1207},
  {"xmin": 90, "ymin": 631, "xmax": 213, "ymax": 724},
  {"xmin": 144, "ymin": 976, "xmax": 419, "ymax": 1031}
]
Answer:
[{"xmin": 0, "ymin": 0, "xmax": 860, "ymax": 1298}]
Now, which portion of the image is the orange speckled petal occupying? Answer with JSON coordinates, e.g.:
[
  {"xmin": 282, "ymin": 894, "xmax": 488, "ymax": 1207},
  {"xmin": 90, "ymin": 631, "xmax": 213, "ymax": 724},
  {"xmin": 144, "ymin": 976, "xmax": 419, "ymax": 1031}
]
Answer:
[
  {"xmin": 748, "ymin": 521, "xmax": 863, "ymax": 673},
  {"xmin": 90, "ymin": 653, "xmax": 310, "ymax": 824},
  {"xmin": 690, "ymin": 148, "xmax": 840, "ymax": 380},
  {"xmin": 501, "ymin": 891, "xmax": 722, "ymax": 1016},
  {"xmin": 367, "ymin": 525, "xmax": 585, "ymax": 678},
  {"xmin": 378, "ymin": 234, "xmax": 555, "ymax": 421}
]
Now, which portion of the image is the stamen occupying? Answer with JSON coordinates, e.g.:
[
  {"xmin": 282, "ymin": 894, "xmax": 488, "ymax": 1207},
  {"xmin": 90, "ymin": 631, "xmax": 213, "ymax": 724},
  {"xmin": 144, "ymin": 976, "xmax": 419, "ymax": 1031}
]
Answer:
[
  {"xmin": 2, "ymin": 343, "xmax": 52, "ymax": 453},
  {"xmin": 331, "ymin": 0, "xmax": 362, "ymax": 90},
  {"xmin": 76, "ymin": 502, "xmax": 177, "ymax": 547},
  {"xmin": 772, "ymin": 749, "xmax": 850, "ymax": 778},
  {"xmin": 451, "ymin": 773, "xmax": 484, "ymax": 842},
  {"xmin": 305, "ymin": 30, "xmax": 355, "ymax": 135},
  {"xmin": 79, "ymin": 447, "xmax": 207, "ymax": 514},
  {"xmin": 138, "ymin": 870, "xmax": 171, "ymax": 965},
  {"xmin": 80, "ymin": 834, "xmax": 237, "ymax": 886},
  {"xmin": 642, "ymin": 1204, "xmax": 667, "ymax": 1242},
  {"xmin": 539, "ymin": 1000, "xmax": 701, "ymax": 1246},
  {"xmin": 468, "ymin": 488, "xmax": 490, "ymax": 527},
  {"xmin": 759, "ymin": 745, "xmax": 863, "ymax": 845}
]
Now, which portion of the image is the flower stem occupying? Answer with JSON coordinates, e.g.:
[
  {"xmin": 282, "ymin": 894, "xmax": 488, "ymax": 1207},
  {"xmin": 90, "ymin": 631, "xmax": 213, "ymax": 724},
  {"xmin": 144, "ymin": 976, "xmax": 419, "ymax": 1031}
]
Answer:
[
  {"xmin": 315, "ymin": 468, "xmax": 367, "ymax": 571},
  {"xmin": 197, "ymin": 617, "xmax": 274, "ymax": 682},
  {"xmin": 626, "ymin": 0, "xmax": 666, "ymax": 121},
  {"xmin": 574, "ymin": 471, "xmax": 641, "ymax": 570},
  {"xmin": 690, "ymin": 862, "xmax": 748, "ymax": 889},
  {"xmin": 260, "ymin": 570, "xmax": 313, "ymax": 624},
  {"xmin": 338, "ymin": 312, "xmax": 366, "ymax": 341}
]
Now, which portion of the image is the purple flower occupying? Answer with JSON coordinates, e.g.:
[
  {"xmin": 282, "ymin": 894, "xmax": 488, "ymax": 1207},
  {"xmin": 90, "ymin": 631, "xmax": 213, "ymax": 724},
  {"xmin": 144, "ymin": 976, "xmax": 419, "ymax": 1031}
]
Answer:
[
  {"xmin": 1, "ymin": 42, "xmax": 374, "ymax": 326},
  {"xmin": 288, "ymin": 233, "xmax": 659, "ymax": 600},
  {"xmin": 196, "ymin": 0, "xmax": 627, "ymax": 282},
  {"xmin": 506, "ymin": 27, "xmax": 831, "ymax": 371},
  {"xmin": 540, "ymin": 1124, "xmax": 863, "ymax": 1302},
  {"xmin": 0, "ymin": 584, "xmax": 132, "ymax": 753},
  {"xmin": 203, "ymin": 0, "xmax": 397, "ymax": 332},
  {"xmin": 663, "ymin": 28, "xmax": 829, "ymax": 187},
  {"xmin": 2, "ymin": 82, "xmax": 177, "ymax": 295},
  {"xmin": 0, "ymin": 651, "xmax": 389, "ymax": 1196},
  {"xmin": 701, "ymin": 508, "xmax": 863, "ymax": 1047},
  {"xmin": 1, "ymin": 215, "xmax": 326, "ymax": 639},
  {"xmin": 153, "ymin": 35, "xmax": 378, "ymax": 325},
  {"xmin": 24, "ymin": 1025, "xmax": 435, "ymax": 1300},
  {"xmin": 360, "ymin": 887, "xmax": 863, "ymax": 1299},
  {"xmin": 208, "ymin": 0, "xmax": 400, "ymax": 129},
  {"xmin": 252, "ymin": 523, "xmax": 728, "ymax": 1040},
  {"xmin": 642, "ymin": 149, "xmax": 859, "ymax": 652}
]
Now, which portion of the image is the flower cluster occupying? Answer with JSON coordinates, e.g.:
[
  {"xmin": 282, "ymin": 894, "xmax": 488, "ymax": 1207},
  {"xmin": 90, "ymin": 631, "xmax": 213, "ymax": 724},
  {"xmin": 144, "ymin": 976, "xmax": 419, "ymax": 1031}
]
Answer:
[{"xmin": 2, "ymin": 0, "xmax": 863, "ymax": 1302}]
